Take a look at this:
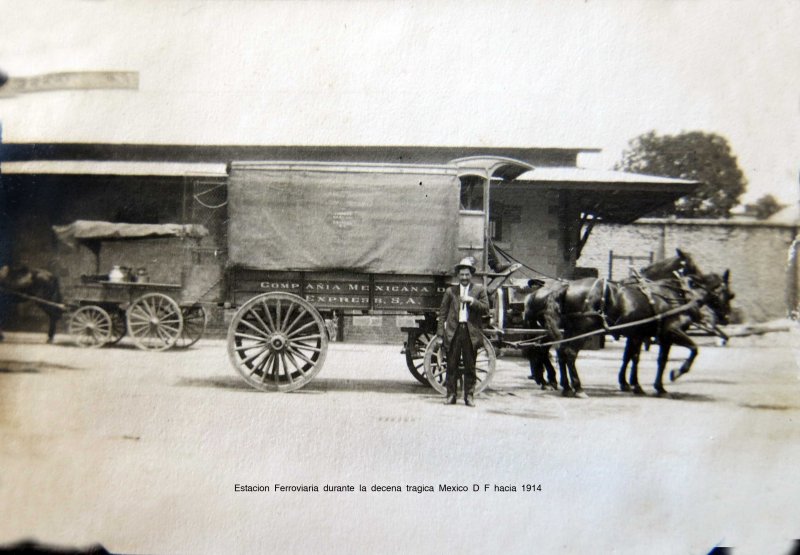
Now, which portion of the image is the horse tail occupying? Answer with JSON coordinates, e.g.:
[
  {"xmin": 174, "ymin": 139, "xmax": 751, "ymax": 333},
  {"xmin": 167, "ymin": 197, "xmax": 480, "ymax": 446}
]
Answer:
[{"xmin": 542, "ymin": 290, "xmax": 564, "ymax": 342}]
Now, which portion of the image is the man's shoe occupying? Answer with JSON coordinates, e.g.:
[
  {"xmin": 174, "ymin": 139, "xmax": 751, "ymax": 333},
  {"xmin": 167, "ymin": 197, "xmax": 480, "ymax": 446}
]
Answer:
[
  {"xmin": 465, "ymin": 395, "xmax": 475, "ymax": 407},
  {"xmin": 444, "ymin": 394, "xmax": 457, "ymax": 405}
]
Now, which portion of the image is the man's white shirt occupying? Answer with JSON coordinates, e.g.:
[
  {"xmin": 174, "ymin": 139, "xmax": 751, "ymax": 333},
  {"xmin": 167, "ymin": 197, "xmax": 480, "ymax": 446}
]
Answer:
[{"xmin": 458, "ymin": 284, "xmax": 470, "ymax": 322}]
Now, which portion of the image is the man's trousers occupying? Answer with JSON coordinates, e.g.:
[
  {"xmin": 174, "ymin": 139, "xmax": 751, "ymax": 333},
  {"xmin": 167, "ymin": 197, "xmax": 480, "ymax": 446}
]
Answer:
[{"xmin": 446, "ymin": 323, "xmax": 477, "ymax": 397}]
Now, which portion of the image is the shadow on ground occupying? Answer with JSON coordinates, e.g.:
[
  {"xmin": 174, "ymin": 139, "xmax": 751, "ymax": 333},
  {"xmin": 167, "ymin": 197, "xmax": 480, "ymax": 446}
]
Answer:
[
  {"xmin": 0, "ymin": 359, "xmax": 77, "ymax": 374},
  {"xmin": 176, "ymin": 375, "xmax": 429, "ymax": 395},
  {"xmin": 740, "ymin": 403, "xmax": 798, "ymax": 411}
]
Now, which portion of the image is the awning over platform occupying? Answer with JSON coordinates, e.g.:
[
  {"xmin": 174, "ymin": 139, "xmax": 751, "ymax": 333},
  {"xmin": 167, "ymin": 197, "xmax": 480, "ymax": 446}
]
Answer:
[{"xmin": 512, "ymin": 167, "xmax": 699, "ymax": 223}]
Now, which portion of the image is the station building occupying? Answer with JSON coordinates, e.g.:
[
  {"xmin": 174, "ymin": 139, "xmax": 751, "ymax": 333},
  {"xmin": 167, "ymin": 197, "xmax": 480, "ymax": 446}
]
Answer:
[{"xmin": 1, "ymin": 142, "xmax": 695, "ymax": 341}]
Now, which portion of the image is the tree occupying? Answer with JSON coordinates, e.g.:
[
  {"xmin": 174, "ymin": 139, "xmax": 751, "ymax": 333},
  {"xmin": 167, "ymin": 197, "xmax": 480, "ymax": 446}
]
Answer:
[
  {"xmin": 615, "ymin": 131, "xmax": 747, "ymax": 218},
  {"xmin": 743, "ymin": 194, "xmax": 786, "ymax": 220}
]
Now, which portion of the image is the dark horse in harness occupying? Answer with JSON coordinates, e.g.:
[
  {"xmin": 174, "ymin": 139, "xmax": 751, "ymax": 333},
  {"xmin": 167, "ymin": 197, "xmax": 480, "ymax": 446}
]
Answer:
[
  {"xmin": 612, "ymin": 270, "xmax": 733, "ymax": 396},
  {"xmin": 523, "ymin": 250, "xmax": 733, "ymax": 397},
  {"xmin": 0, "ymin": 265, "xmax": 64, "ymax": 343},
  {"xmin": 522, "ymin": 249, "xmax": 700, "ymax": 391}
]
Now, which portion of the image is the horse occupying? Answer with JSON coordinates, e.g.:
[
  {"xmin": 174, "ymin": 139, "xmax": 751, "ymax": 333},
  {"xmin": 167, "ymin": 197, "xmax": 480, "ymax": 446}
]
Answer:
[
  {"xmin": 0, "ymin": 264, "xmax": 64, "ymax": 343},
  {"xmin": 523, "ymin": 258, "xmax": 733, "ymax": 397},
  {"xmin": 613, "ymin": 271, "xmax": 734, "ymax": 396},
  {"xmin": 522, "ymin": 249, "xmax": 699, "ymax": 394},
  {"xmin": 616, "ymin": 253, "xmax": 732, "ymax": 393},
  {"xmin": 522, "ymin": 278, "xmax": 564, "ymax": 390}
]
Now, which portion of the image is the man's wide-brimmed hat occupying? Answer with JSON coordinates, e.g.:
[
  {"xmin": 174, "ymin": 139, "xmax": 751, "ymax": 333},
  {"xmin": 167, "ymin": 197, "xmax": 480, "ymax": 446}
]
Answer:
[{"xmin": 454, "ymin": 256, "xmax": 477, "ymax": 274}]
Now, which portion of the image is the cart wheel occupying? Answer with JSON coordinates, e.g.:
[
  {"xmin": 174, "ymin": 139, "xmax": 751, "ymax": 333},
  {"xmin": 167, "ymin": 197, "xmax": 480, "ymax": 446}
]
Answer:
[
  {"xmin": 68, "ymin": 305, "xmax": 113, "ymax": 348},
  {"xmin": 126, "ymin": 293, "xmax": 184, "ymax": 351},
  {"xmin": 106, "ymin": 309, "xmax": 127, "ymax": 346},
  {"xmin": 404, "ymin": 329, "xmax": 434, "ymax": 386},
  {"xmin": 423, "ymin": 335, "xmax": 496, "ymax": 395},
  {"xmin": 227, "ymin": 292, "xmax": 328, "ymax": 392},
  {"xmin": 174, "ymin": 305, "xmax": 207, "ymax": 349}
]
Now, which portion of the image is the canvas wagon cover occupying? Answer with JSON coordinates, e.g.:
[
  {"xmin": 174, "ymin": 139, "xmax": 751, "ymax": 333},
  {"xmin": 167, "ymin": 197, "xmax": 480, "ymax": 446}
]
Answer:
[
  {"xmin": 53, "ymin": 220, "xmax": 208, "ymax": 248},
  {"xmin": 227, "ymin": 162, "xmax": 460, "ymax": 274}
]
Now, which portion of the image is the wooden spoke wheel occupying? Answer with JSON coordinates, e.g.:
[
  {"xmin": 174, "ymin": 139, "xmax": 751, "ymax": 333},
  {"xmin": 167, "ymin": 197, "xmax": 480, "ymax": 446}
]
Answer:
[
  {"xmin": 423, "ymin": 334, "xmax": 496, "ymax": 395},
  {"xmin": 68, "ymin": 305, "xmax": 112, "ymax": 348},
  {"xmin": 106, "ymin": 309, "xmax": 127, "ymax": 346},
  {"xmin": 126, "ymin": 293, "xmax": 184, "ymax": 351},
  {"xmin": 227, "ymin": 292, "xmax": 328, "ymax": 392},
  {"xmin": 174, "ymin": 305, "xmax": 207, "ymax": 349},
  {"xmin": 404, "ymin": 329, "xmax": 434, "ymax": 386}
]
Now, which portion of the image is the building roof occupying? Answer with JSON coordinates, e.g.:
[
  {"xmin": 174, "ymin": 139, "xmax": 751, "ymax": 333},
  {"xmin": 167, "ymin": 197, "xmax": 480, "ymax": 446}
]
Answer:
[
  {"xmin": 0, "ymin": 142, "xmax": 595, "ymax": 168},
  {"xmin": 0, "ymin": 142, "xmax": 699, "ymax": 224},
  {"xmin": 2, "ymin": 160, "xmax": 227, "ymax": 177}
]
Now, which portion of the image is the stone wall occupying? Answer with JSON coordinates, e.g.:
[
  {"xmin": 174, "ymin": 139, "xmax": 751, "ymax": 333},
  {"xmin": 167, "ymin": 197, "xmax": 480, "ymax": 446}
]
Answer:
[{"xmin": 578, "ymin": 219, "xmax": 800, "ymax": 322}]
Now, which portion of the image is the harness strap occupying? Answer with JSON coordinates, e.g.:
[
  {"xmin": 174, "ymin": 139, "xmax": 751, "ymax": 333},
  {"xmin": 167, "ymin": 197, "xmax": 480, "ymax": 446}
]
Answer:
[{"xmin": 508, "ymin": 298, "xmax": 698, "ymax": 349}]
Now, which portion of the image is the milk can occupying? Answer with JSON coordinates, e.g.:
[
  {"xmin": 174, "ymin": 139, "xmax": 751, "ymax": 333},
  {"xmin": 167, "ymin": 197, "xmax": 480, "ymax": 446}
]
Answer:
[{"xmin": 108, "ymin": 265, "xmax": 126, "ymax": 282}]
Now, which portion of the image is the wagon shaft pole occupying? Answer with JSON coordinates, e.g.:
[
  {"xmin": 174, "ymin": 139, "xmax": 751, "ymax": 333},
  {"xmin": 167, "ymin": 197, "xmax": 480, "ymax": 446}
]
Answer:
[{"xmin": 0, "ymin": 286, "xmax": 68, "ymax": 311}]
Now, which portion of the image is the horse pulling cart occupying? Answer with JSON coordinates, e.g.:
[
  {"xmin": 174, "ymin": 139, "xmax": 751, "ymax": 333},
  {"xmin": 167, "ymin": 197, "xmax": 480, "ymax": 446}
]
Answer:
[
  {"xmin": 223, "ymin": 159, "xmax": 534, "ymax": 392},
  {"xmin": 53, "ymin": 221, "xmax": 211, "ymax": 350}
]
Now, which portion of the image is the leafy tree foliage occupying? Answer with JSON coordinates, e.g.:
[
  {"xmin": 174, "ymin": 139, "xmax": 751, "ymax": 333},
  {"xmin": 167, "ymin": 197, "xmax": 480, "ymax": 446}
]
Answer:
[
  {"xmin": 615, "ymin": 131, "xmax": 747, "ymax": 218},
  {"xmin": 743, "ymin": 194, "xmax": 786, "ymax": 220}
]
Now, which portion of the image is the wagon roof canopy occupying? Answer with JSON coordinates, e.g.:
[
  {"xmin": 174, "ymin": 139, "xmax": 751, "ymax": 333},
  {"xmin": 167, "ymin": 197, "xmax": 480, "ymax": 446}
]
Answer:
[
  {"xmin": 449, "ymin": 156, "xmax": 534, "ymax": 181},
  {"xmin": 512, "ymin": 167, "xmax": 700, "ymax": 223},
  {"xmin": 53, "ymin": 220, "xmax": 209, "ymax": 248}
]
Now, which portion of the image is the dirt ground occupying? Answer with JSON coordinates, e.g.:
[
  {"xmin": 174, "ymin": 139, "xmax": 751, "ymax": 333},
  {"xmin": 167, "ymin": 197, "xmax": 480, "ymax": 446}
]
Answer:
[{"xmin": 0, "ymin": 326, "xmax": 798, "ymax": 555}]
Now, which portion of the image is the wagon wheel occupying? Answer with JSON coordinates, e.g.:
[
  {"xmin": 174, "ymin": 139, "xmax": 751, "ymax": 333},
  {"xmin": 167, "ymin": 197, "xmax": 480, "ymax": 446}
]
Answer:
[
  {"xmin": 404, "ymin": 329, "xmax": 434, "ymax": 386},
  {"xmin": 126, "ymin": 293, "xmax": 184, "ymax": 351},
  {"xmin": 106, "ymin": 309, "xmax": 127, "ymax": 346},
  {"xmin": 174, "ymin": 305, "xmax": 207, "ymax": 349},
  {"xmin": 423, "ymin": 334, "xmax": 496, "ymax": 395},
  {"xmin": 227, "ymin": 292, "xmax": 328, "ymax": 392},
  {"xmin": 68, "ymin": 305, "xmax": 112, "ymax": 348}
]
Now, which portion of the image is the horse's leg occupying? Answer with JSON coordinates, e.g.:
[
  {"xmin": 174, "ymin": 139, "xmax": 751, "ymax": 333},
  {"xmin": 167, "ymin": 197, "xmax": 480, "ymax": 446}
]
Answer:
[
  {"xmin": 668, "ymin": 330, "xmax": 698, "ymax": 382},
  {"xmin": 525, "ymin": 348, "xmax": 543, "ymax": 384},
  {"xmin": 570, "ymin": 351, "xmax": 587, "ymax": 398},
  {"xmin": 556, "ymin": 347, "xmax": 573, "ymax": 396},
  {"xmin": 714, "ymin": 325, "xmax": 729, "ymax": 347},
  {"xmin": 543, "ymin": 349, "xmax": 558, "ymax": 389},
  {"xmin": 618, "ymin": 339, "xmax": 633, "ymax": 392},
  {"xmin": 654, "ymin": 341, "xmax": 672, "ymax": 396},
  {"xmin": 43, "ymin": 306, "xmax": 61, "ymax": 344},
  {"xmin": 563, "ymin": 343, "xmax": 586, "ymax": 398},
  {"xmin": 628, "ymin": 337, "xmax": 645, "ymax": 395}
]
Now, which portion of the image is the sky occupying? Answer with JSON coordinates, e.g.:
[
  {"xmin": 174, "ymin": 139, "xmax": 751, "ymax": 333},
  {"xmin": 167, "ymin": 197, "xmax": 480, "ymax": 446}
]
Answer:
[{"xmin": 1, "ymin": 0, "xmax": 798, "ymax": 206}]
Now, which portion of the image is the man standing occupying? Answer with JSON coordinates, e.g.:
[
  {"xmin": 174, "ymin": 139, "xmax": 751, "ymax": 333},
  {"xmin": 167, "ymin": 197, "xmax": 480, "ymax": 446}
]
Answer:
[{"xmin": 436, "ymin": 257, "xmax": 489, "ymax": 406}]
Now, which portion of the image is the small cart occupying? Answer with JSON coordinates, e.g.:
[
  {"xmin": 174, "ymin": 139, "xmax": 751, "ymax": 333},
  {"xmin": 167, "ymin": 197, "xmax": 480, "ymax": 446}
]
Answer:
[{"xmin": 53, "ymin": 220, "xmax": 211, "ymax": 350}]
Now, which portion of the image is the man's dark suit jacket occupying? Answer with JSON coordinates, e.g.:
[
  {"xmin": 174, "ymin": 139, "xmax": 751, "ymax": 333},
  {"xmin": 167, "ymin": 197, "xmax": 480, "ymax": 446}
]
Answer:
[{"xmin": 437, "ymin": 283, "xmax": 490, "ymax": 351}]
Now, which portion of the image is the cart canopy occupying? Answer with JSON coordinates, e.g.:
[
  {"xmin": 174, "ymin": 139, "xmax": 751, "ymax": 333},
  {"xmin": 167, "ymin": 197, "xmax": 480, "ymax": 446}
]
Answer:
[
  {"xmin": 53, "ymin": 220, "xmax": 208, "ymax": 248},
  {"xmin": 227, "ymin": 162, "xmax": 460, "ymax": 274}
]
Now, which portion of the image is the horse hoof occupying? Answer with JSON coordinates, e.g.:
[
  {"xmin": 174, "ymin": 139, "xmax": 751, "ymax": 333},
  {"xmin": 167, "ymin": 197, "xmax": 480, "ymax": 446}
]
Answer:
[
  {"xmin": 562, "ymin": 389, "xmax": 576, "ymax": 398},
  {"xmin": 669, "ymin": 370, "xmax": 683, "ymax": 382},
  {"xmin": 620, "ymin": 383, "xmax": 631, "ymax": 393},
  {"xmin": 655, "ymin": 389, "xmax": 670, "ymax": 398},
  {"xmin": 633, "ymin": 386, "xmax": 645, "ymax": 396},
  {"xmin": 575, "ymin": 391, "xmax": 589, "ymax": 399}
]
